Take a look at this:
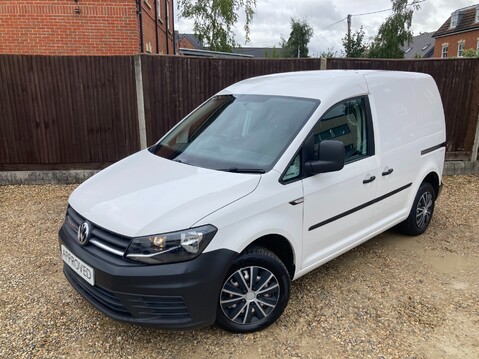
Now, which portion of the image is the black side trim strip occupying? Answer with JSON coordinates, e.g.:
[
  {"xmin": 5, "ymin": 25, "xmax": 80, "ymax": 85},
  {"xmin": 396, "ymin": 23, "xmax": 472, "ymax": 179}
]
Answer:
[
  {"xmin": 308, "ymin": 182, "xmax": 413, "ymax": 231},
  {"xmin": 421, "ymin": 142, "xmax": 446, "ymax": 156}
]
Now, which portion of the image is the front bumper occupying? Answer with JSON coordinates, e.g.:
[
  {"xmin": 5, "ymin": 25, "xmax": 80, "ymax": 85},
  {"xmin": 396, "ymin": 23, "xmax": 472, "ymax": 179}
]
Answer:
[{"xmin": 59, "ymin": 225, "xmax": 237, "ymax": 329}]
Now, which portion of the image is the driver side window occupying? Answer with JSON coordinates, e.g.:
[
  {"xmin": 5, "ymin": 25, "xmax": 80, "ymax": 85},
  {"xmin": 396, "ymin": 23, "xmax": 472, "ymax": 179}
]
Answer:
[{"xmin": 312, "ymin": 97, "xmax": 372, "ymax": 163}]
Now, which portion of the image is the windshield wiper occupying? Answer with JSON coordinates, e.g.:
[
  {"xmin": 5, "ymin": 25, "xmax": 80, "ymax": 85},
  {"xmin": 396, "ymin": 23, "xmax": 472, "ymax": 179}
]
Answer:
[{"xmin": 219, "ymin": 168, "xmax": 265, "ymax": 174}]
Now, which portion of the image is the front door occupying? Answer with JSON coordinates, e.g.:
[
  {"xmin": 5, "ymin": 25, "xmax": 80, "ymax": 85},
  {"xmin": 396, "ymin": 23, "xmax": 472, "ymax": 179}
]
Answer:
[{"xmin": 301, "ymin": 96, "xmax": 379, "ymax": 270}]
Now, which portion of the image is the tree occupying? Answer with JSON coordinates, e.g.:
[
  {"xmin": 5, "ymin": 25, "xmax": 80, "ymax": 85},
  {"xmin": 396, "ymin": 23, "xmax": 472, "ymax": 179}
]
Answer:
[
  {"xmin": 462, "ymin": 48, "xmax": 479, "ymax": 58},
  {"xmin": 177, "ymin": 0, "xmax": 256, "ymax": 52},
  {"xmin": 281, "ymin": 18, "xmax": 314, "ymax": 58},
  {"xmin": 264, "ymin": 46, "xmax": 283, "ymax": 58},
  {"xmin": 320, "ymin": 47, "xmax": 339, "ymax": 58},
  {"xmin": 342, "ymin": 26, "xmax": 368, "ymax": 58},
  {"xmin": 369, "ymin": 0, "xmax": 421, "ymax": 58}
]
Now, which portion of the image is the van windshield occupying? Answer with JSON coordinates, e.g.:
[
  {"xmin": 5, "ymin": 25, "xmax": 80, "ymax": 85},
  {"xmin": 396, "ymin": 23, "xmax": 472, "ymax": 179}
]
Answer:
[{"xmin": 150, "ymin": 94, "xmax": 319, "ymax": 173}]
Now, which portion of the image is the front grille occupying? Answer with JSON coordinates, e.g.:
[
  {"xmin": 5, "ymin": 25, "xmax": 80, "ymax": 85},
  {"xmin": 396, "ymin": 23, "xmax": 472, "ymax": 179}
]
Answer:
[
  {"xmin": 65, "ymin": 266, "xmax": 191, "ymax": 322},
  {"xmin": 65, "ymin": 206, "xmax": 131, "ymax": 258}
]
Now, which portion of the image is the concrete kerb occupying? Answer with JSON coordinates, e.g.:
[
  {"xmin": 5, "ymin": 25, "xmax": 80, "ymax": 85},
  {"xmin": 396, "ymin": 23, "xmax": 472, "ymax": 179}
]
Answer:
[
  {"xmin": 0, "ymin": 161, "xmax": 477, "ymax": 185},
  {"xmin": 0, "ymin": 170, "xmax": 99, "ymax": 185},
  {"xmin": 443, "ymin": 161, "xmax": 479, "ymax": 176}
]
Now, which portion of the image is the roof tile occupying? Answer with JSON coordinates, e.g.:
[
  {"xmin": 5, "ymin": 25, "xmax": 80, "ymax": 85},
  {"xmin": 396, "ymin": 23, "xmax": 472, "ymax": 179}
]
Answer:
[{"xmin": 433, "ymin": 5, "xmax": 479, "ymax": 38}]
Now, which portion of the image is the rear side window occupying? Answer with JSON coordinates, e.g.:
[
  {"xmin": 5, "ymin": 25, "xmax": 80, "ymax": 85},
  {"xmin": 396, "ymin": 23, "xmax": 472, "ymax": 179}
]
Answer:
[{"xmin": 312, "ymin": 97, "xmax": 373, "ymax": 163}]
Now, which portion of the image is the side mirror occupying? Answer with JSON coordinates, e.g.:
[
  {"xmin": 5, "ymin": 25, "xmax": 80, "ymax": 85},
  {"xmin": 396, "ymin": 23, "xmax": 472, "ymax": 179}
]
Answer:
[{"xmin": 305, "ymin": 140, "xmax": 345, "ymax": 175}]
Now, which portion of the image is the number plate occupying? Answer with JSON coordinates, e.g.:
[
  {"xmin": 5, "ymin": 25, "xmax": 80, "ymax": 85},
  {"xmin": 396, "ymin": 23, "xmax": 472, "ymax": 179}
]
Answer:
[{"xmin": 61, "ymin": 245, "xmax": 95, "ymax": 286}]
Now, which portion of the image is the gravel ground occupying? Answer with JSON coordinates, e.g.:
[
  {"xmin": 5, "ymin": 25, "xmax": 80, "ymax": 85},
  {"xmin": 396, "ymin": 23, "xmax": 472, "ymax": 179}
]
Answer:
[{"xmin": 0, "ymin": 175, "xmax": 478, "ymax": 359}]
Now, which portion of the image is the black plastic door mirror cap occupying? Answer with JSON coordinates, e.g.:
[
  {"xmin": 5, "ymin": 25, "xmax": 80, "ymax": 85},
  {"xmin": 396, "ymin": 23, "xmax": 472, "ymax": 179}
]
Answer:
[{"xmin": 305, "ymin": 140, "xmax": 345, "ymax": 175}]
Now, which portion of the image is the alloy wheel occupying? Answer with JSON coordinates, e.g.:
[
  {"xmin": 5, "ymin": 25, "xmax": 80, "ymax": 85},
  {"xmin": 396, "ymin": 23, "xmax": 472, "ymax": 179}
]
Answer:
[
  {"xmin": 416, "ymin": 191, "xmax": 433, "ymax": 229},
  {"xmin": 220, "ymin": 266, "xmax": 280, "ymax": 325}
]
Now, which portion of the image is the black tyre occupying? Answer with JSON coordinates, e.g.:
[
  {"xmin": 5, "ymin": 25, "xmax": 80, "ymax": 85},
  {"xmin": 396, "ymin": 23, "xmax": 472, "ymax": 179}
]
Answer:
[
  {"xmin": 398, "ymin": 182, "xmax": 436, "ymax": 236},
  {"xmin": 216, "ymin": 246, "xmax": 291, "ymax": 333}
]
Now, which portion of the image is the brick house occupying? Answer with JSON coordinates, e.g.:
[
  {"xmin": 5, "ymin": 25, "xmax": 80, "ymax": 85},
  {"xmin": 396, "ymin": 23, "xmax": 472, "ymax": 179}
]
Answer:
[
  {"xmin": 175, "ymin": 33, "xmax": 284, "ymax": 58},
  {"xmin": 176, "ymin": 33, "xmax": 203, "ymax": 50},
  {"xmin": 433, "ymin": 4, "xmax": 479, "ymax": 58},
  {"xmin": 401, "ymin": 32, "xmax": 435, "ymax": 59},
  {"xmin": 0, "ymin": 0, "xmax": 174, "ymax": 56}
]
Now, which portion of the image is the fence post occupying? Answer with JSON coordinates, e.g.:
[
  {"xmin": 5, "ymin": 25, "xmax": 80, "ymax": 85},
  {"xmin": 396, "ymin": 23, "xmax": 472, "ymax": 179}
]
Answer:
[
  {"xmin": 134, "ymin": 54, "xmax": 147, "ymax": 150},
  {"xmin": 471, "ymin": 108, "xmax": 479, "ymax": 162},
  {"xmin": 320, "ymin": 57, "xmax": 327, "ymax": 70}
]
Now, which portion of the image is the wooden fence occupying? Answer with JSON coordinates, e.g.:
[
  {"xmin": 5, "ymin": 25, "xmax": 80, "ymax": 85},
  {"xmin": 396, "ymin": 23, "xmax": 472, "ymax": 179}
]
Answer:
[
  {"xmin": 0, "ymin": 55, "xmax": 139, "ymax": 170},
  {"xmin": 0, "ymin": 55, "xmax": 478, "ymax": 170},
  {"xmin": 141, "ymin": 55, "xmax": 325, "ymax": 145},
  {"xmin": 328, "ymin": 58, "xmax": 479, "ymax": 159}
]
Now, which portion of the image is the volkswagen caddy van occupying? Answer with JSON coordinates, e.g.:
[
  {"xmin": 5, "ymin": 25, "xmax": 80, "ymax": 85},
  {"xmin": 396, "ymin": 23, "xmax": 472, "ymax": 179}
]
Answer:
[{"xmin": 59, "ymin": 70, "xmax": 446, "ymax": 333}]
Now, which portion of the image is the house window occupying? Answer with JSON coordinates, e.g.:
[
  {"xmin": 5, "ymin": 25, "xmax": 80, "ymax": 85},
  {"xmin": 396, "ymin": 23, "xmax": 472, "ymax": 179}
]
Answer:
[
  {"xmin": 458, "ymin": 41, "xmax": 465, "ymax": 57},
  {"xmin": 441, "ymin": 44, "xmax": 448, "ymax": 58},
  {"xmin": 477, "ymin": 38, "xmax": 479, "ymax": 51},
  {"xmin": 450, "ymin": 13, "xmax": 458, "ymax": 28},
  {"xmin": 476, "ymin": 8, "xmax": 479, "ymax": 22},
  {"xmin": 157, "ymin": 0, "xmax": 161, "ymax": 19}
]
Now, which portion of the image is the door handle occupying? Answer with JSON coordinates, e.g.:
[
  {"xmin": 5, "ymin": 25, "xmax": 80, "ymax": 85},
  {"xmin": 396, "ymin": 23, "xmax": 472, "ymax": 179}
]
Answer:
[
  {"xmin": 363, "ymin": 175, "xmax": 376, "ymax": 184},
  {"xmin": 382, "ymin": 168, "xmax": 394, "ymax": 176}
]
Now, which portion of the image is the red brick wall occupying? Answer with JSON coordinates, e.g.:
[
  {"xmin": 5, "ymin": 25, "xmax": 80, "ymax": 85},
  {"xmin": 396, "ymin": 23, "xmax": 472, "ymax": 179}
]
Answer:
[
  {"xmin": 0, "ymin": 0, "xmax": 139, "ymax": 55},
  {"xmin": 178, "ymin": 37, "xmax": 197, "ymax": 50},
  {"xmin": 434, "ymin": 30, "xmax": 479, "ymax": 58},
  {"xmin": 141, "ymin": 0, "xmax": 174, "ymax": 54}
]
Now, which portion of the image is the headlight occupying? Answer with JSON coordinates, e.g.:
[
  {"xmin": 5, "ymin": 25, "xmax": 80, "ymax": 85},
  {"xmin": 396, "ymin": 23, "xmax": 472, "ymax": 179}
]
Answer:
[{"xmin": 125, "ymin": 225, "xmax": 217, "ymax": 264}]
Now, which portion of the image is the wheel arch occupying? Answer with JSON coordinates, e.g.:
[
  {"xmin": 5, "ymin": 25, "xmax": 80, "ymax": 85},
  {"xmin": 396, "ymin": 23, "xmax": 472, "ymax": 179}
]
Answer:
[
  {"xmin": 422, "ymin": 171, "xmax": 440, "ymax": 197},
  {"xmin": 244, "ymin": 234, "xmax": 296, "ymax": 279}
]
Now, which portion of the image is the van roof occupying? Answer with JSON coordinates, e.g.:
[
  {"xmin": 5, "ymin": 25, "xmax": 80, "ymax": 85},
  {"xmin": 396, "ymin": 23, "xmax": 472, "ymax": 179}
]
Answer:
[{"xmin": 220, "ymin": 70, "xmax": 430, "ymax": 104}]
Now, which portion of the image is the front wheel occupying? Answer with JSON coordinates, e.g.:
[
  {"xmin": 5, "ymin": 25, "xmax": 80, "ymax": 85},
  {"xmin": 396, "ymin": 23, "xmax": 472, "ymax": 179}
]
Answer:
[
  {"xmin": 398, "ymin": 182, "xmax": 436, "ymax": 236},
  {"xmin": 216, "ymin": 246, "xmax": 291, "ymax": 333}
]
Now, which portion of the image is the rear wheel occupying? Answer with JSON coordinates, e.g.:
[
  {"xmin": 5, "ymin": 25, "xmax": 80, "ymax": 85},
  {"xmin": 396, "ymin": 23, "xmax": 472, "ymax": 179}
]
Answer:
[
  {"xmin": 216, "ymin": 246, "xmax": 291, "ymax": 333},
  {"xmin": 399, "ymin": 182, "xmax": 436, "ymax": 235}
]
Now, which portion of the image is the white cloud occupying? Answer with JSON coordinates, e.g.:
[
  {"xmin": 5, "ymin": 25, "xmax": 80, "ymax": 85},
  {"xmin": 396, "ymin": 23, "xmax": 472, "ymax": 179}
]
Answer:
[{"xmin": 175, "ymin": 0, "xmax": 476, "ymax": 55}]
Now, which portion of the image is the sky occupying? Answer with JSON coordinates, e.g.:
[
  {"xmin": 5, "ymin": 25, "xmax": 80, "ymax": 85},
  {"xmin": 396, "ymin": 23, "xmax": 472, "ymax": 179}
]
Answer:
[{"xmin": 175, "ymin": 0, "xmax": 475, "ymax": 55}]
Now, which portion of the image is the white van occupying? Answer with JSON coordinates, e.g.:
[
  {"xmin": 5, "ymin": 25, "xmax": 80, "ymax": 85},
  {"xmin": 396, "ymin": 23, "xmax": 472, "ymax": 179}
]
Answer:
[{"xmin": 59, "ymin": 70, "xmax": 446, "ymax": 333}]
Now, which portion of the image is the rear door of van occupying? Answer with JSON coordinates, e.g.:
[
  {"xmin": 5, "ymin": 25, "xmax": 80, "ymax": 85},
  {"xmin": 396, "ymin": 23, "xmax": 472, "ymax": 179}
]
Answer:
[{"xmin": 364, "ymin": 73, "xmax": 439, "ymax": 229}]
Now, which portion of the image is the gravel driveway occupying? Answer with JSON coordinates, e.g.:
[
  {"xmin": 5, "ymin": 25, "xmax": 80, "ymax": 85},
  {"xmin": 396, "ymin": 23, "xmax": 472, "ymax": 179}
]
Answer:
[{"xmin": 0, "ymin": 175, "xmax": 478, "ymax": 358}]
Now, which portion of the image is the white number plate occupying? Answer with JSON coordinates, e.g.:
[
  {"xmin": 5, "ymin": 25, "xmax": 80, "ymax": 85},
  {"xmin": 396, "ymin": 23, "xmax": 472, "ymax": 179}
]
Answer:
[{"xmin": 61, "ymin": 245, "xmax": 95, "ymax": 286}]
